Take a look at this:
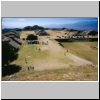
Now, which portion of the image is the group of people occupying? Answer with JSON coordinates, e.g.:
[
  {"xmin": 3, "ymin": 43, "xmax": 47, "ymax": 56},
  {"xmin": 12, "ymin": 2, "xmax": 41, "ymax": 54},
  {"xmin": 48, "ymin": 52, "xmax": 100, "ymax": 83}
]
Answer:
[
  {"xmin": 28, "ymin": 66, "xmax": 34, "ymax": 71},
  {"xmin": 42, "ymin": 40, "xmax": 48, "ymax": 45},
  {"xmin": 25, "ymin": 57, "xmax": 35, "ymax": 71}
]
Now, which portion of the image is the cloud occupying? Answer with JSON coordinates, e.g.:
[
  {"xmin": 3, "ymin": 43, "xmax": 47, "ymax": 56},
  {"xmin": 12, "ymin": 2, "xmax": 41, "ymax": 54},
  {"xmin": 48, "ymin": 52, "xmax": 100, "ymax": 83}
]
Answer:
[
  {"xmin": 16, "ymin": 18, "xmax": 26, "ymax": 21},
  {"xmin": 2, "ymin": 21, "xmax": 35, "ymax": 28}
]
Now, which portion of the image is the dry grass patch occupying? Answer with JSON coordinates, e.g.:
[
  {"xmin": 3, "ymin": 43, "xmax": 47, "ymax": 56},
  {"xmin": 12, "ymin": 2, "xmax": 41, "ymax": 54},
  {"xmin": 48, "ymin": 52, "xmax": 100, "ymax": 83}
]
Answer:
[
  {"xmin": 2, "ymin": 65, "xmax": 98, "ymax": 81},
  {"xmin": 61, "ymin": 42, "xmax": 98, "ymax": 64}
]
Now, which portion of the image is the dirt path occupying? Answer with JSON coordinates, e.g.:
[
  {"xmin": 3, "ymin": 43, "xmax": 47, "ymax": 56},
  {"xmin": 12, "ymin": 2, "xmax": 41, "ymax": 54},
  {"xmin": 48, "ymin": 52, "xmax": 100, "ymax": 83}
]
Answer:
[
  {"xmin": 48, "ymin": 40, "xmax": 65, "ymax": 52},
  {"xmin": 48, "ymin": 40, "xmax": 92, "ymax": 65},
  {"xmin": 34, "ymin": 60, "xmax": 69, "ymax": 71},
  {"xmin": 49, "ymin": 40, "xmax": 93, "ymax": 66},
  {"xmin": 40, "ymin": 39, "xmax": 65, "ymax": 53},
  {"xmin": 34, "ymin": 39, "xmax": 93, "ymax": 71},
  {"xmin": 66, "ymin": 53, "xmax": 93, "ymax": 66}
]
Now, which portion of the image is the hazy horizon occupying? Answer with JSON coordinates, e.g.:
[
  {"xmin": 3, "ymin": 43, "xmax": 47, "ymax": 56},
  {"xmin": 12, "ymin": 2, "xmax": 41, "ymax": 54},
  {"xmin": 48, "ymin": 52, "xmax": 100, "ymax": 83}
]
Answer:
[{"xmin": 2, "ymin": 18, "xmax": 98, "ymax": 31}]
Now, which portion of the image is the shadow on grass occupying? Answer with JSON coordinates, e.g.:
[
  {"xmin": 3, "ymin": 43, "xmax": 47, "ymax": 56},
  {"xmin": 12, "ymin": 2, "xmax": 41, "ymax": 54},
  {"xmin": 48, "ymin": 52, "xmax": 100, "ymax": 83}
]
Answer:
[
  {"xmin": 2, "ymin": 64, "xmax": 22, "ymax": 77},
  {"xmin": 58, "ymin": 42, "xmax": 64, "ymax": 48}
]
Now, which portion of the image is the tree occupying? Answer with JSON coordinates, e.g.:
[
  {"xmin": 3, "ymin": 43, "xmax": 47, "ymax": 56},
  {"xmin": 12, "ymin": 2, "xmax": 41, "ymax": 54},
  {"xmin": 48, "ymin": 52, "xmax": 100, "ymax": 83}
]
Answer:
[
  {"xmin": 32, "ymin": 25, "xmax": 44, "ymax": 30},
  {"xmin": 2, "ymin": 29, "xmax": 11, "ymax": 33},
  {"xmin": 2, "ymin": 41, "xmax": 19, "ymax": 67},
  {"xmin": 26, "ymin": 34, "xmax": 38, "ymax": 40},
  {"xmin": 23, "ymin": 26, "xmax": 32, "ymax": 30},
  {"xmin": 62, "ymin": 28, "xmax": 66, "ymax": 30},
  {"xmin": 88, "ymin": 31, "xmax": 98, "ymax": 36}
]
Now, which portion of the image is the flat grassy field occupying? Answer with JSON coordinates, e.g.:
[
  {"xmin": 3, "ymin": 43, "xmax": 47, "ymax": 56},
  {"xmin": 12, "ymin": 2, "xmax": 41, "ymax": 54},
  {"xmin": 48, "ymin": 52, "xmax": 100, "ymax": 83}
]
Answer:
[
  {"xmin": 11, "ymin": 44, "xmax": 50, "ymax": 69},
  {"xmin": 61, "ymin": 42, "xmax": 98, "ymax": 64},
  {"xmin": 11, "ymin": 43, "xmax": 73, "ymax": 71},
  {"xmin": 2, "ymin": 41, "xmax": 98, "ymax": 81},
  {"xmin": 2, "ymin": 30, "xmax": 98, "ymax": 81}
]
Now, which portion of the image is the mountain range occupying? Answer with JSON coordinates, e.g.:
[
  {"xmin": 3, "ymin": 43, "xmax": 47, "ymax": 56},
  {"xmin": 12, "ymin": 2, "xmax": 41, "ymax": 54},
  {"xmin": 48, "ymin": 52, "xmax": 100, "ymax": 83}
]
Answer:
[{"xmin": 43, "ymin": 21, "xmax": 98, "ymax": 31}]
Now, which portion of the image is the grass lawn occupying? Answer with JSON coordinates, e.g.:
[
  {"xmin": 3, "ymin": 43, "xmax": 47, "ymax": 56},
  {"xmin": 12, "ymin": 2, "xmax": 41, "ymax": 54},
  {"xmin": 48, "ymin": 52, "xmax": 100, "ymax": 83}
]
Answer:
[
  {"xmin": 11, "ymin": 44, "xmax": 50, "ymax": 68},
  {"xmin": 2, "ymin": 41, "xmax": 98, "ymax": 81},
  {"xmin": 61, "ymin": 42, "xmax": 98, "ymax": 64},
  {"xmin": 11, "ymin": 43, "xmax": 73, "ymax": 70}
]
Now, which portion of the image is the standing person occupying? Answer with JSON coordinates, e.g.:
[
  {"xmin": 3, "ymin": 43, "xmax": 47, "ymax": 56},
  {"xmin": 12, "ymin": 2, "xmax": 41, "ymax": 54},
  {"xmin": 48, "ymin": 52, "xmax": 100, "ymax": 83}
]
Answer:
[
  {"xmin": 38, "ymin": 48, "xmax": 41, "ymax": 51},
  {"xmin": 47, "ymin": 41, "xmax": 48, "ymax": 45},
  {"xmin": 64, "ymin": 49, "xmax": 69, "ymax": 56},
  {"xmin": 28, "ymin": 67, "xmax": 30, "ymax": 71},
  {"xmin": 25, "ymin": 57, "xmax": 27, "ymax": 64},
  {"xmin": 32, "ymin": 66, "xmax": 34, "ymax": 70},
  {"xmin": 25, "ymin": 57, "xmax": 29, "ymax": 71}
]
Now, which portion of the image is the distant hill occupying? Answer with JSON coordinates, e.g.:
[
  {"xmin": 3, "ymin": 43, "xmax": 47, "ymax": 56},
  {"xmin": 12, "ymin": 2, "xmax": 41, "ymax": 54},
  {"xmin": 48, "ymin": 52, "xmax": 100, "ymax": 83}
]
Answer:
[
  {"xmin": 23, "ymin": 25, "xmax": 44, "ymax": 30},
  {"xmin": 44, "ymin": 21, "xmax": 98, "ymax": 31},
  {"xmin": 2, "ymin": 28, "xmax": 22, "ymax": 33}
]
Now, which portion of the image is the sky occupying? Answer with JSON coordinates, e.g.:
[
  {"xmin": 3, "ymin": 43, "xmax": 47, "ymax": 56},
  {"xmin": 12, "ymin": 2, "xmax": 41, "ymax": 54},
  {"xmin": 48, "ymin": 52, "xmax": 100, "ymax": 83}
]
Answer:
[{"xmin": 2, "ymin": 17, "xmax": 98, "ymax": 29}]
